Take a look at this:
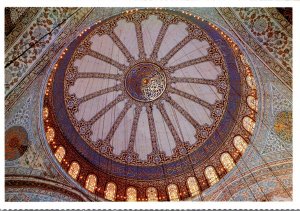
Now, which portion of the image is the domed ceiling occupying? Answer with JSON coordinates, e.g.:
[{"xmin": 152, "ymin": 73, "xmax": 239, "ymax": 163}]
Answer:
[{"xmin": 42, "ymin": 8, "xmax": 258, "ymax": 201}]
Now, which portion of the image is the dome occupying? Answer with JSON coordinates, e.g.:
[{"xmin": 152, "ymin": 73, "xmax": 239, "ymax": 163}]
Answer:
[{"xmin": 42, "ymin": 8, "xmax": 258, "ymax": 201}]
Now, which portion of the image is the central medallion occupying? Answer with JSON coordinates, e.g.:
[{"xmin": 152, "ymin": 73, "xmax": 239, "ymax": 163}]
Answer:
[{"xmin": 125, "ymin": 62, "xmax": 167, "ymax": 102}]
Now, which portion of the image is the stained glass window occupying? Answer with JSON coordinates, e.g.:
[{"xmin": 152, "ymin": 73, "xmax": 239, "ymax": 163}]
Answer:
[
  {"xmin": 85, "ymin": 174, "xmax": 97, "ymax": 193},
  {"xmin": 43, "ymin": 107, "xmax": 49, "ymax": 119},
  {"xmin": 146, "ymin": 187, "xmax": 158, "ymax": 201},
  {"xmin": 187, "ymin": 177, "xmax": 200, "ymax": 197},
  {"xmin": 233, "ymin": 136, "xmax": 248, "ymax": 154},
  {"xmin": 68, "ymin": 161, "xmax": 80, "ymax": 179},
  {"xmin": 247, "ymin": 96, "xmax": 258, "ymax": 112},
  {"xmin": 46, "ymin": 127, "xmax": 55, "ymax": 142},
  {"xmin": 246, "ymin": 75, "xmax": 256, "ymax": 89},
  {"xmin": 126, "ymin": 187, "xmax": 137, "ymax": 201},
  {"xmin": 54, "ymin": 146, "xmax": 65, "ymax": 163},
  {"xmin": 220, "ymin": 153, "xmax": 235, "ymax": 172},
  {"xmin": 243, "ymin": 116, "xmax": 255, "ymax": 134},
  {"xmin": 105, "ymin": 182, "xmax": 117, "ymax": 201},
  {"xmin": 204, "ymin": 166, "xmax": 219, "ymax": 186},
  {"xmin": 167, "ymin": 184, "xmax": 179, "ymax": 201}
]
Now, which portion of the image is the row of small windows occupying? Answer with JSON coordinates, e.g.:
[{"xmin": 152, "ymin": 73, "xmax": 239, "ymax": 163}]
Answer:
[
  {"xmin": 53, "ymin": 136, "xmax": 248, "ymax": 200},
  {"xmin": 52, "ymin": 122, "xmax": 251, "ymax": 167},
  {"xmin": 245, "ymin": 73, "xmax": 257, "ymax": 135}
]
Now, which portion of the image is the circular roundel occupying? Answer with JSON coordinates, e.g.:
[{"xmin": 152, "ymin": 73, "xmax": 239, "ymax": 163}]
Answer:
[
  {"xmin": 5, "ymin": 126, "xmax": 29, "ymax": 161},
  {"xmin": 43, "ymin": 9, "xmax": 258, "ymax": 201},
  {"xmin": 125, "ymin": 62, "xmax": 166, "ymax": 102},
  {"xmin": 274, "ymin": 111, "xmax": 292, "ymax": 143}
]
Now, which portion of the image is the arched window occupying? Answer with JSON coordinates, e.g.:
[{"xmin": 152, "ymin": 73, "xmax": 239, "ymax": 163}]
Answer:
[
  {"xmin": 187, "ymin": 177, "xmax": 200, "ymax": 197},
  {"xmin": 126, "ymin": 187, "xmax": 137, "ymax": 201},
  {"xmin": 220, "ymin": 153, "xmax": 235, "ymax": 172},
  {"xmin": 68, "ymin": 161, "xmax": 80, "ymax": 179},
  {"xmin": 233, "ymin": 136, "xmax": 248, "ymax": 154},
  {"xmin": 146, "ymin": 187, "xmax": 158, "ymax": 201},
  {"xmin": 243, "ymin": 116, "xmax": 255, "ymax": 134},
  {"xmin": 167, "ymin": 184, "xmax": 179, "ymax": 201},
  {"xmin": 246, "ymin": 75, "xmax": 256, "ymax": 89},
  {"xmin": 247, "ymin": 96, "xmax": 258, "ymax": 112},
  {"xmin": 105, "ymin": 182, "xmax": 117, "ymax": 201},
  {"xmin": 54, "ymin": 146, "xmax": 65, "ymax": 163},
  {"xmin": 43, "ymin": 107, "xmax": 49, "ymax": 119},
  {"xmin": 46, "ymin": 127, "xmax": 55, "ymax": 142},
  {"xmin": 85, "ymin": 174, "xmax": 97, "ymax": 193},
  {"xmin": 204, "ymin": 166, "xmax": 219, "ymax": 186}
]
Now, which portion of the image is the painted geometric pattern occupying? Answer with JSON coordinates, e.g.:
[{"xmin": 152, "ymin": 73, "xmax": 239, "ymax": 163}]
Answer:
[
  {"xmin": 5, "ymin": 8, "xmax": 93, "ymax": 114},
  {"xmin": 218, "ymin": 8, "xmax": 292, "ymax": 89},
  {"xmin": 5, "ymin": 8, "xmax": 78, "ymax": 94},
  {"xmin": 6, "ymin": 189, "xmax": 78, "ymax": 202},
  {"xmin": 5, "ymin": 8, "xmax": 41, "ymax": 50},
  {"xmin": 233, "ymin": 8, "xmax": 292, "ymax": 73}
]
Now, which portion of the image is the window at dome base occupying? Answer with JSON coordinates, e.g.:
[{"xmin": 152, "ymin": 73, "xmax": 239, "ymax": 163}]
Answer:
[
  {"xmin": 246, "ymin": 75, "xmax": 256, "ymax": 89},
  {"xmin": 46, "ymin": 127, "xmax": 55, "ymax": 143},
  {"xmin": 146, "ymin": 187, "xmax": 158, "ymax": 201},
  {"xmin": 233, "ymin": 136, "xmax": 248, "ymax": 154},
  {"xmin": 126, "ymin": 187, "xmax": 137, "ymax": 201},
  {"xmin": 220, "ymin": 153, "xmax": 236, "ymax": 172},
  {"xmin": 54, "ymin": 146, "xmax": 65, "ymax": 163},
  {"xmin": 243, "ymin": 116, "xmax": 256, "ymax": 134},
  {"xmin": 85, "ymin": 174, "xmax": 97, "ymax": 193},
  {"xmin": 247, "ymin": 96, "xmax": 258, "ymax": 112},
  {"xmin": 167, "ymin": 184, "xmax": 180, "ymax": 201},
  {"xmin": 205, "ymin": 166, "xmax": 219, "ymax": 186},
  {"xmin": 105, "ymin": 182, "xmax": 117, "ymax": 201},
  {"xmin": 187, "ymin": 177, "xmax": 200, "ymax": 197},
  {"xmin": 68, "ymin": 161, "xmax": 80, "ymax": 180},
  {"xmin": 43, "ymin": 107, "xmax": 49, "ymax": 119}
]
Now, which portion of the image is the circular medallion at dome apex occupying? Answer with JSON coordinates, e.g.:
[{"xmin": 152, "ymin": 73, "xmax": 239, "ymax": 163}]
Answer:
[
  {"xmin": 42, "ymin": 9, "xmax": 258, "ymax": 201},
  {"xmin": 125, "ymin": 62, "xmax": 166, "ymax": 102}
]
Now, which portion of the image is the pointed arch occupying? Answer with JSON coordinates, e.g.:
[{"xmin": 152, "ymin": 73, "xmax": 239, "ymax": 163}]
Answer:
[
  {"xmin": 146, "ymin": 187, "xmax": 158, "ymax": 201},
  {"xmin": 68, "ymin": 161, "xmax": 80, "ymax": 179},
  {"xmin": 243, "ymin": 116, "xmax": 255, "ymax": 134},
  {"xmin": 85, "ymin": 174, "xmax": 97, "ymax": 193},
  {"xmin": 187, "ymin": 177, "xmax": 200, "ymax": 197},
  {"xmin": 126, "ymin": 187, "xmax": 137, "ymax": 201},
  {"xmin": 105, "ymin": 182, "xmax": 117, "ymax": 201},
  {"xmin": 54, "ymin": 146, "xmax": 65, "ymax": 163},
  {"xmin": 233, "ymin": 135, "xmax": 248, "ymax": 154},
  {"xmin": 247, "ymin": 96, "xmax": 258, "ymax": 112},
  {"xmin": 204, "ymin": 166, "xmax": 219, "ymax": 186},
  {"xmin": 167, "ymin": 184, "xmax": 179, "ymax": 201},
  {"xmin": 220, "ymin": 152, "xmax": 235, "ymax": 172}
]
